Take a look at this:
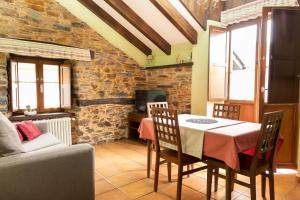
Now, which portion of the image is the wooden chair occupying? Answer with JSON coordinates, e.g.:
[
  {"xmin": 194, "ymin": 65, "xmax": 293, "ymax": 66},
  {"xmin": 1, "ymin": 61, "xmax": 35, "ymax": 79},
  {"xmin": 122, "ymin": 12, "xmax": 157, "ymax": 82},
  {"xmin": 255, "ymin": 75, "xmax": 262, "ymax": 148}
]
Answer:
[
  {"xmin": 212, "ymin": 103, "xmax": 240, "ymax": 191},
  {"xmin": 213, "ymin": 103, "xmax": 240, "ymax": 120},
  {"xmin": 206, "ymin": 111, "xmax": 283, "ymax": 200},
  {"xmin": 145, "ymin": 102, "xmax": 169, "ymax": 178},
  {"xmin": 151, "ymin": 107, "xmax": 207, "ymax": 200},
  {"xmin": 147, "ymin": 102, "xmax": 169, "ymax": 118}
]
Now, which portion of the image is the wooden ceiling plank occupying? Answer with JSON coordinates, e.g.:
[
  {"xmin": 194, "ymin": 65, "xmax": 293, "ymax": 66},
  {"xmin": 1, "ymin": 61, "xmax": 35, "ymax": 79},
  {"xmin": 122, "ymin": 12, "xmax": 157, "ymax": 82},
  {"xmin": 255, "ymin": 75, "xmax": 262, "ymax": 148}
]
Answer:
[
  {"xmin": 78, "ymin": 0, "xmax": 152, "ymax": 55},
  {"xmin": 149, "ymin": 0, "xmax": 197, "ymax": 44},
  {"xmin": 104, "ymin": 0, "xmax": 171, "ymax": 55},
  {"xmin": 179, "ymin": 0, "xmax": 207, "ymax": 30}
]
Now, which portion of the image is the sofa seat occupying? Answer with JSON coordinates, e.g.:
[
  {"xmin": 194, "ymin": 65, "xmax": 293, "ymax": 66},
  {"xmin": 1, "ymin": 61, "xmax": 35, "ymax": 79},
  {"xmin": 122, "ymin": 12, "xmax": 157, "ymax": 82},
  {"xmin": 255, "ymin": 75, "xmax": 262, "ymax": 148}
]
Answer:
[{"xmin": 22, "ymin": 133, "xmax": 62, "ymax": 152}]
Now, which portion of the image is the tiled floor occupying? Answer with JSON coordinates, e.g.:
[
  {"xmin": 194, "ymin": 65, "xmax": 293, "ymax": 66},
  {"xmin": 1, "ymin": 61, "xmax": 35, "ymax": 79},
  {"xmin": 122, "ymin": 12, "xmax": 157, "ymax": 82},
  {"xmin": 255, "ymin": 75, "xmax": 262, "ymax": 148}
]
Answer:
[{"xmin": 94, "ymin": 139, "xmax": 300, "ymax": 200}]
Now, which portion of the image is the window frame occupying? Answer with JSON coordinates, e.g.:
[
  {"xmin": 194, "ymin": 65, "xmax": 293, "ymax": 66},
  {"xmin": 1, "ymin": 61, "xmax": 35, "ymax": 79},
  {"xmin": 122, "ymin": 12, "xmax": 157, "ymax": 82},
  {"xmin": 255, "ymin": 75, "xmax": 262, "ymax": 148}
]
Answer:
[
  {"xmin": 208, "ymin": 26, "xmax": 229, "ymax": 101},
  {"xmin": 8, "ymin": 55, "xmax": 70, "ymax": 115}
]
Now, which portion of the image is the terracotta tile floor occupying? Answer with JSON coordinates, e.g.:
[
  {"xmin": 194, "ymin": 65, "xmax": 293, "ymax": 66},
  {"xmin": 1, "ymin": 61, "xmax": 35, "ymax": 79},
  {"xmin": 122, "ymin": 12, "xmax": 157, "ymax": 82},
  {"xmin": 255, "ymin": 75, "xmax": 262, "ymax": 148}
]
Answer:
[{"xmin": 94, "ymin": 139, "xmax": 300, "ymax": 200}]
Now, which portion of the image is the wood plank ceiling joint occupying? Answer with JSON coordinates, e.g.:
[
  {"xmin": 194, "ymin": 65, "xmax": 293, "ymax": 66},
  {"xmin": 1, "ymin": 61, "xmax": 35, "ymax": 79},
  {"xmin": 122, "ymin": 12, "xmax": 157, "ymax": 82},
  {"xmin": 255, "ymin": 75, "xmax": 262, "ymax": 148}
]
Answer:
[
  {"xmin": 104, "ymin": 0, "xmax": 172, "ymax": 55},
  {"xmin": 179, "ymin": 0, "xmax": 207, "ymax": 30},
  {"xmin": 78, "ymin": 0, "xmax": 152, "ymax": 56},
  {"xmin": 149, "ymin": 0, "xmax": 198, "ymax": 44}
]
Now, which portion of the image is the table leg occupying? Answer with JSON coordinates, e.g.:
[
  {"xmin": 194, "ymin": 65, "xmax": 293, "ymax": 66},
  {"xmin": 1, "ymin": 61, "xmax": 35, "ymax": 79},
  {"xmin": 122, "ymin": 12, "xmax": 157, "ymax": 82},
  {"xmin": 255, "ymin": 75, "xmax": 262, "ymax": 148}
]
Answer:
[
  {"xmin": 225, "ymin": 166, "xmax": 232, "ymax": 200},
  {"xmin": 147, "ymin": 140, "xmax": 152, "ymax": 178}
]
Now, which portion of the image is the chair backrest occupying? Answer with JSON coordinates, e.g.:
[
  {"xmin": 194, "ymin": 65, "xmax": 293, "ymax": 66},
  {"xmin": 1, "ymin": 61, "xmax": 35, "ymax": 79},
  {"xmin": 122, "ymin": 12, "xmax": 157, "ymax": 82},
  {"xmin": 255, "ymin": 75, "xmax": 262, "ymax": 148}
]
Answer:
[
  {"xmin": 151, "ymin": 107, "xmax": 182, "ymax": 154},
  {"xmin": 147, "ymin": 102, "xmax": 169, "ymax": 117},
  {"xmin": 251, "ymin": 111, "xmax": 283, "ymax": 170},
  {"xmin": 213, "ymin": 103, "xmax": 240, "ymax": 120}
]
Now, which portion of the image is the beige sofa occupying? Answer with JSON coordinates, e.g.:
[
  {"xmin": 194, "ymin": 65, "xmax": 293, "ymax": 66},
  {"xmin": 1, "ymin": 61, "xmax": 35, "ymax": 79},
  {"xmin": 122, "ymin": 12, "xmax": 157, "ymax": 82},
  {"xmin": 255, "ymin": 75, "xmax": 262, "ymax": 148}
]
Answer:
[{"xmin": 0, "ymin": 121, "xmax": 95, "ymax": 200}]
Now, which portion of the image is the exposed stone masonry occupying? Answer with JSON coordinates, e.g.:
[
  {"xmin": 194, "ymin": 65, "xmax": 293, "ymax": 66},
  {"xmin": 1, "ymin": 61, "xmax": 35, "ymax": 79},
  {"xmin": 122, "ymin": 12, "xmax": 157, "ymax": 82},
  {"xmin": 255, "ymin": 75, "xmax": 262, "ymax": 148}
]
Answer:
[
  {"xmin": 0, "ymin": 0, "xmax": 192, "ymax": 144},
  {"xmin": 145, "ymin": 66, "xmax": 192, "ymax": 114},
  {"xmin": 0, "ymin": 53, "xmax": 7, "ymax": 113}
]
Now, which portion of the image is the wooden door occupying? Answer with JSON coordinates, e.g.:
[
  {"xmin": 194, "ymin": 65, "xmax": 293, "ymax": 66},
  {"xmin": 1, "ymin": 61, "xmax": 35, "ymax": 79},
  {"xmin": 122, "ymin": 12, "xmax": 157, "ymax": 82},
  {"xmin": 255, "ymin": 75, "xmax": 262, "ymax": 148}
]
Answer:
[
  {"xmin": 268, "ymin": 9, "xmax": 300, "ymax": 103},
  {"xmin": 226, "ymin": 20, "xmax": 260, "ymax": 122},
  {"xmin": 259, "ymin": 7, "xmax": 300, "ymax": 166}
]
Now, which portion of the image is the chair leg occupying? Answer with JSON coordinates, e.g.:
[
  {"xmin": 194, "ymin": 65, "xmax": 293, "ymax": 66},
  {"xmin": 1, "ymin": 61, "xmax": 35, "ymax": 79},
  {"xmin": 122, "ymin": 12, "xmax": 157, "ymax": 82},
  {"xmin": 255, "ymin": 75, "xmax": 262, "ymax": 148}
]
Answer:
[
  {"xmin": 269, "ymin": 170, "xmax": 275, "ymax": 200},
  {"xmin": 214, "ymin": 168, "xmax": 219, "ymax": 192},
  {"xmin": 207, "ymin": 165, "xmax": 213, "ymax": 200},
  {"xmin": 250, "ymin": 175, "xmax": 256, "ymax": 200},
  {"xmin": 231, "ymin": 172, "xmax": 236, "ymax": 192},
  {"xmin": 187, "ymin": 165, "xmax": 190, "ymax": 178},
  {"xmin": 261, "ymin": 173, "xmax": 266, "ymax": 198},
  {"xmin": 225, "ymin": 166, "xmax": 232, "ymax": 200},
  {"xmin": 147, "ymin": 140, "xmax": 152, "ymax": 178},
  {"xmin": 154, "ymin": 152, "xmax": 160, "ymax": 192},
  {"xmin": 167, "ymin": 162, "xmax": 172, "ymax": 182},
  {"xmin": 177, "ymin": 164, "xmax": 183, "ymax": 200}
]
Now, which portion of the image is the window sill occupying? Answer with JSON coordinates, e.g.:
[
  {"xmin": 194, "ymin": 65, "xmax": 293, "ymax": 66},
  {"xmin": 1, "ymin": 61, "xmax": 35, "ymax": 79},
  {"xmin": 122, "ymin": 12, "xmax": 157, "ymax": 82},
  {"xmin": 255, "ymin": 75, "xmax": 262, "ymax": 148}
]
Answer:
[{"xmin": 9, "ymin": 112, "xmax": 75, "ymax": 122}]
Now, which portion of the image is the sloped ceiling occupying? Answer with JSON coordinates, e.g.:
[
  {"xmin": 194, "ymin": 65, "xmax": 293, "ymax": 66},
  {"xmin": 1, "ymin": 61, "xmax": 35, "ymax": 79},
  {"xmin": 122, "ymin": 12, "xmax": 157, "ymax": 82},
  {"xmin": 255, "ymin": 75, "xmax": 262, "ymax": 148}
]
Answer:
[{"xmin": 64, "ymin": 0, "xmax": 222, "ymax": 56}]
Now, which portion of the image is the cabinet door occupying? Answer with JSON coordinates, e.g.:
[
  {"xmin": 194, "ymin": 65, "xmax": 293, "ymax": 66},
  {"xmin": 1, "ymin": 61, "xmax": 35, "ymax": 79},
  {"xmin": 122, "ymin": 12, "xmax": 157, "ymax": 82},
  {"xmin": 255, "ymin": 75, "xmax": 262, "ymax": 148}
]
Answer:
[{"xmin": 268, "ymin": 8, "xmax": 300, "ymax": 103}]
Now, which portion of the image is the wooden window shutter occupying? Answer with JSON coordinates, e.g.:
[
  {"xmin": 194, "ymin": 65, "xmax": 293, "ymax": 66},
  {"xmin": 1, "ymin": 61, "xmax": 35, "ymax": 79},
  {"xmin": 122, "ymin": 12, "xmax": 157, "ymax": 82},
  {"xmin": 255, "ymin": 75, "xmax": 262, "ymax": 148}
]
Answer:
[
  {"xmin": 208, "ymin": 27, "xmax": 229, "ymax": 101},
  {"xmin": 267, "ymin": 8, "xmax": 300, "ymax": 104},
  {"xmin": 60, "ymin": 63, "xmax": 71, "ymax": 108}
]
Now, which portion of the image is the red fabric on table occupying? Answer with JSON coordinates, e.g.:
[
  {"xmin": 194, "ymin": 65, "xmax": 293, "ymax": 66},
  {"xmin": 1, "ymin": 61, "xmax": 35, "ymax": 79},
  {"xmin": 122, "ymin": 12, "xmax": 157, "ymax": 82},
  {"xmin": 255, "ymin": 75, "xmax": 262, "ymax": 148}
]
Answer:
[
  {"xmin": 16, "ymin": 120, "xmax": 42, "ymax": 141},
  {"xmin": 203, "ymin": 122, "xmax": 261, "ymax": 171},
  {"xmin": 138, "ymin": 118, "xmax": 155, "ymax": 140}
]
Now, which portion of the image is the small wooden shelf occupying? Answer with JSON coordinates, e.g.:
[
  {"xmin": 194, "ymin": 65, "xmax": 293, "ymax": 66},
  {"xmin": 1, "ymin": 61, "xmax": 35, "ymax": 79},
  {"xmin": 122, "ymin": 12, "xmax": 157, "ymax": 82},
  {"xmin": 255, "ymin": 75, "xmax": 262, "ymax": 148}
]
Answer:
[
  {"xmin": 145, "ymin": 62, "xmax": 193, "ymax": 69},
  {"xmin": 9, "ymin": 112, "xmax": 75, "ymax": 122}
]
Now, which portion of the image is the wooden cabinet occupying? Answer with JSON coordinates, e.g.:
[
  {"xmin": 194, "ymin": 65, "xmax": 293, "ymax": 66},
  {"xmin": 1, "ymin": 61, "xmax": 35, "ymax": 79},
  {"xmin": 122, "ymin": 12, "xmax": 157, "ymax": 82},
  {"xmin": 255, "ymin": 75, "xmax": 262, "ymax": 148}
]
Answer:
[{"xmin": 128, "ymin": 111, "xmax": 147, "ymax": 140}]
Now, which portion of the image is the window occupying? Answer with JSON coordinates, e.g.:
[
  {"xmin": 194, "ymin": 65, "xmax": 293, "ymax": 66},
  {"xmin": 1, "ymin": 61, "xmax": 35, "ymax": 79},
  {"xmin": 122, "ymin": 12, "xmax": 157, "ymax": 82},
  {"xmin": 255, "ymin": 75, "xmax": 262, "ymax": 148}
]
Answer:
[
  {"xmin": 208, "ymin": 27, "xmax": 229, "ymax": 101},
  {"xmin": 229, "ymin": 24, "xmax": 258, "ymax": 101},
  {"xmin": 208, "ymin": 22, "xmax": 258, "ymax": 102},
  {"xmin": 10, "ymin": 56, "xmax": 71, "ymax": 114}
]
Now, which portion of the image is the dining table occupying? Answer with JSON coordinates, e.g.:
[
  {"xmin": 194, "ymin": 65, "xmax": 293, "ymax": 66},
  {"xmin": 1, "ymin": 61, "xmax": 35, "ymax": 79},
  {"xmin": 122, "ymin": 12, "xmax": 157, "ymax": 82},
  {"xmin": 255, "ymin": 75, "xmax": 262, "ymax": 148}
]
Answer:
[{"xmin": 138, "ymin": 114, "xmax": 262, "ymax": 200}]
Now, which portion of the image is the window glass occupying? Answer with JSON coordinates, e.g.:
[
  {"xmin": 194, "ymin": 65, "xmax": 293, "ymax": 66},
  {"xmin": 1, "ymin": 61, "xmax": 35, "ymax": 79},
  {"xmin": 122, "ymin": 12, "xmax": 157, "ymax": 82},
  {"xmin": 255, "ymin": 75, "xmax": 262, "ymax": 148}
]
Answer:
[
  {"xmin": 16, "ymin": 62, "xmax": 37, "ymax": 109},
  {"xmin": 43, "ymin": 64, "xmax": 60, "ymax": 108},
  {"xmin": 264, "ymin": 19, "xmax": 272, "ymax": 102},
  {"xmin": 229, "ymin": 24, "xmax": 258, "ymax": 101},
  {"xmin": 208, "ymin": 28, "xmax": 228, "ymax": 100}
]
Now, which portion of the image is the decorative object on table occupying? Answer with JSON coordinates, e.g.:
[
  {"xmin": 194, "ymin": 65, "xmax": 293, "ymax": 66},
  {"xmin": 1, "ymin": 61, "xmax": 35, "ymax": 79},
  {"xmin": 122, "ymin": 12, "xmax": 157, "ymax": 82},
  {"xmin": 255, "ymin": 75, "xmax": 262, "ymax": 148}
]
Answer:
[
  {"xmin": 24, "ymin": 105, "xmax": 37, "ymax": 116},
  {"xmin": 186, "ymin": 118, "xmax": 218, "ymax": 124}
]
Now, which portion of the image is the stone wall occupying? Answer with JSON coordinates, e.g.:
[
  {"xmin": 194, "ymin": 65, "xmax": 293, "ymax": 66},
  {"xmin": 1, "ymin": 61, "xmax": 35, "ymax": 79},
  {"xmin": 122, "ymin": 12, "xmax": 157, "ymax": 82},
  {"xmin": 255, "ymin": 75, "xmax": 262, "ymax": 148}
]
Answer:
[
  {"xmin": 0, "ymin": 53, "xmax": 8, "ymax": 114},
  {"xmin": 0, "ymin": 0, "xmax": 146, "ymax": 144},
  {"xmin": 0, "ymin": 0, "xmax": 192, "ymax": 144},
  {"xmin": 145, "ymin": 64, "xmax": 192, "ymax": 114}
]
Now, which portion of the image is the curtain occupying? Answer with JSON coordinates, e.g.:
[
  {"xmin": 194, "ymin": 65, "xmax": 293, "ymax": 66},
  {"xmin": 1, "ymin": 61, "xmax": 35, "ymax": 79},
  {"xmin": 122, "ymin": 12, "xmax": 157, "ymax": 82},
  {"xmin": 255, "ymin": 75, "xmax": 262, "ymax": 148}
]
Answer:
[
  {"xmin": 221, "ymin": 0, "xmax": 299, "ymax": 26},
  {"xmin": 0, "ymin": 38, "xmax": 92, "ymax": 61}
]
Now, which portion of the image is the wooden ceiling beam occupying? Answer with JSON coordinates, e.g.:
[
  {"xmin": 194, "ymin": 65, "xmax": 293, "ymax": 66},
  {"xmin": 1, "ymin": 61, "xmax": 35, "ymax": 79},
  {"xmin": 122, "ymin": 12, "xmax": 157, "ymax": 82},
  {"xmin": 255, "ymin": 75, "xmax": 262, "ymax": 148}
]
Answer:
[
  {"xmin": 104, "ymin": 0, "xmax": 171, "ymax": 55},
  {"xmin": 149, "ymin": 0, "xmax": 197, "ymax": 44},
  {"xmin": 78, "ymin": 0, "xmax": 152, "ymax": 56}
]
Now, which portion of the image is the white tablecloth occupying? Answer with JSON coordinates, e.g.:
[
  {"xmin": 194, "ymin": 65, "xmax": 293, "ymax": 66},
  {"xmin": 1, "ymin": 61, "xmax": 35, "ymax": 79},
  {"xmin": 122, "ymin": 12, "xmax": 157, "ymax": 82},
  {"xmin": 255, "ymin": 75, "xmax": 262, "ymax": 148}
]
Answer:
[{"xmin": 161, "ymin": 114, "xmax": 243, "ymax": 159}]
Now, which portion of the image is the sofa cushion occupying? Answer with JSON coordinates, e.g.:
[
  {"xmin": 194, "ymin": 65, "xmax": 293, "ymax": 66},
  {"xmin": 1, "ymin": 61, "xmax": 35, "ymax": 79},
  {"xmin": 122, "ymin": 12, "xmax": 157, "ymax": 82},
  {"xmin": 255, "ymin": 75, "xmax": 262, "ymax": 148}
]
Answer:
[
  {"xmin": 22, "ymin": 133, "xmax": 61, "ymax": 152},
  {"xmin": 16, "ymin": 127, "xmax": 24, "ymax": 142},
  {"xmin": 17, "ymin": 120, "xmax": 42, "ymax": 141},
  {"xmin": 0, "ymin": 112, "xmax": 25, "ymax": 157}
]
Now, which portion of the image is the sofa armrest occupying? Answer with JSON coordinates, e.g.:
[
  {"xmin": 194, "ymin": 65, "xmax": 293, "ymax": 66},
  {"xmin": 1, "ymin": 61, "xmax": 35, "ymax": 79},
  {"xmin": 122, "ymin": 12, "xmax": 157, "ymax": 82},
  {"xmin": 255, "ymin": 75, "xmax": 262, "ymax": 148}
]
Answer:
[{"xmin": 0, "ymin": 144, "xmax": 95, "ymax": 200}]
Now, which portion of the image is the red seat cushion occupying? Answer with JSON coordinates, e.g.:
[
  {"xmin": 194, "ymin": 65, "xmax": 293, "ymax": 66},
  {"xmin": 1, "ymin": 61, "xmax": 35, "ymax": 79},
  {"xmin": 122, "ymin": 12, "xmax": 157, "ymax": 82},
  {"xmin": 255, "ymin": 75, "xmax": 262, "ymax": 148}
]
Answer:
[
  {"xmin": 241, "ymin": 137, "xmax": 284, "ymax": 170},
  {"xmin": 16, "ymin": 121, "xmax": 42, "ymax": 141}
]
